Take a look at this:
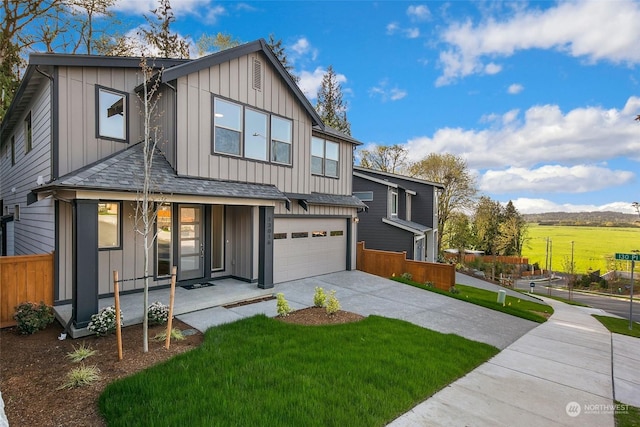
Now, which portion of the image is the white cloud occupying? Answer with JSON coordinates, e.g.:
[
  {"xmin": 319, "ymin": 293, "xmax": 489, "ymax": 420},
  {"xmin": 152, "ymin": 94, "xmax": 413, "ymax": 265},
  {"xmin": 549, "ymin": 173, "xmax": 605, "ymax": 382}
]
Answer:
[
  {"xmin": 298, "ymin": 67, "xmax": 347, "ymax": 100},
  {"xmin": 387, "ymin": 22, "xmax": 420, "ymax": 38},
  {"xmin": 112, "ymin": 0, "xmax": 221, "ymax": 19},
  {"xmin": 386, "ymin": 22, "xmax": 399, "ymax": 35},
  {"xmin": 369, "ymin": 80, "xmax": 407, "ymax": 102},
  {"xmin": 508, "ymin": 83, "xmax": 524, "ymax": 94},
  {"xmin": 510, "ymin": 198, "xmax": 640, "ymax": 215},
  {"xmin": 405, "ymin": 96, "xmax": 640, "ymax": 170},
  {"xmin": 484, "ymin": 62, "xmax": 501, "ymax": 75},
  {"xmin": 406, "ymin": 28, "xmax": 420, "ymax": 39},
  {"xmin": 436, "ymin": 0, "xmax": 640, "ymax": 85},
  {"xmin": 407, "ymin": 5, "xmax": 431, "ymax": 21},
  {"xmin": 480, "ymin": 165, "xmax": 635, "ymax": 194}
]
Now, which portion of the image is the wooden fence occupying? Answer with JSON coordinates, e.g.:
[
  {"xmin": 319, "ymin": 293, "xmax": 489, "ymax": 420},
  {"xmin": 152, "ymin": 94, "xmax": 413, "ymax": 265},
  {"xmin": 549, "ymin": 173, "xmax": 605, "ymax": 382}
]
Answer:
[
  {"xmin": 1, "ymin": 253, "xmax": 54, "ymax": 328},
  {"xmin": 356, "ymin": 242, "xmax": 455, "ymax": 291}
]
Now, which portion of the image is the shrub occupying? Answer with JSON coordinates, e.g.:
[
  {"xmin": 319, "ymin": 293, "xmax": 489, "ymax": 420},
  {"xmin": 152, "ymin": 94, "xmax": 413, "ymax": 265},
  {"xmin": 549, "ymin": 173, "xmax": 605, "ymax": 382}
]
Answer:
[
  {"xmin": 58, "ymin": 365, "xmax": 100, "ymax": 389},
  {"xmin": 87, "ymin": 306, "xmax": 123, "ymax": 336},
  {"xmin": 13, "ymin": 301, "xmax": 55, "ymax": 335},
  {"xmin": 326, "ymin": 290, "xmax": 341, "ymax": 315},
  {"xmin": 400, "ymin": 272, "xmax": 413, "ymax": 281},
  {"xmin": 424, "ymin": 281, "xmax": 434, "ymax": 288},
  {"xmin": 66, "ymin": 343, "xmax": 97, "ymax": 363},
  {"xmin": 148, "ymin": 301, "xmax": 169, "ymax": 325},
  {"xmin": 276, "ymin": 293, "xmax": 292, "ymax": 317},
  {"xmin": 313, "ymin": 287, "xmax": 327, "ymax": 307},
  {"xmin": 449, "ymin": 286, "xmax": 460, "ymax": 295},
  {"xmin": 152, "ymin": 328, "xmax": 185, "ymax": 341}
]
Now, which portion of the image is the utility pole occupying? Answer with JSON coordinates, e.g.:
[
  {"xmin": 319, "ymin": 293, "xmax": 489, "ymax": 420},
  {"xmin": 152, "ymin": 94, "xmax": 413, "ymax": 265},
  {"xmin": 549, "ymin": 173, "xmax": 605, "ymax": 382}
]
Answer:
[{"xmin": 570, "ymin": 240, "xmax": 574, "ymax": 301}]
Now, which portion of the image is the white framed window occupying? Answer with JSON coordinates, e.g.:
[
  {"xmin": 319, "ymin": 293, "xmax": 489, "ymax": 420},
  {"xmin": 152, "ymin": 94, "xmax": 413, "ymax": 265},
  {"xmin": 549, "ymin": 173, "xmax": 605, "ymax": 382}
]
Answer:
[
  {"xmin": 271, "ymin": 115, "xmax": 292, "ymax": 165},
  {"xmin": 244, "ymin": 108, "xmax": 267, "ymax": 161},
  {"xmin": 213, "ymin": 98, "xmax": 242, "ymax": 156},
  {"xmin": 311, "ymin": 137, "xmax": 339, "ymax": 177},
  {"xmin": 96, "ymin": 86, "xmax": 128, "ymax": 141},
  {"xmin": 98, "ymin": 202, "xmax": 121, "ymax": 249},
  {"xmin": 390, "ymin": 190, "xmax": 398, "ymax": 218}
]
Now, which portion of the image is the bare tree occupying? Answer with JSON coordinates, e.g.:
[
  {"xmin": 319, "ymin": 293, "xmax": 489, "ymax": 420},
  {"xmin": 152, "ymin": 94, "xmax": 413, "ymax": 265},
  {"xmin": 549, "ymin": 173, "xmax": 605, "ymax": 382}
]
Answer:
[
  {"xmin": 134, "ymin": 57, "xmax": 165, "ymax": 352},
  {"xmin": 68, "ymin": 0, "xmax": 118, "ymax": 54},
  {"xmin": 140, "ymin": 0, "xmax": 189, "ymax": 59},
  {"xmin": 409, "ymin": 153, "xmax": 478, "ymax": 254},
  {"xmin": 358, "ymin": 144, "xmax": 408, "ymax": 174}
]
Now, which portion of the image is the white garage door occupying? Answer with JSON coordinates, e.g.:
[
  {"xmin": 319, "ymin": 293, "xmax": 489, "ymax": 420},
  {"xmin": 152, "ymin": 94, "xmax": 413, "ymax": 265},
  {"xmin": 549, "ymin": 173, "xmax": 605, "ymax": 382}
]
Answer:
[{"xmin": 273, "ymin": 218, "xmax": 347, "ymax": 283}]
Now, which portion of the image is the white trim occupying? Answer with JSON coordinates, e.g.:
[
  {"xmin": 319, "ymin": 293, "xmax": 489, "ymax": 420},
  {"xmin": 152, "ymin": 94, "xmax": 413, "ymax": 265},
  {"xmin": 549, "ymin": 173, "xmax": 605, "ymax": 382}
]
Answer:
[
  {"xmin": 381, "ymin": 217, "xmax": 430, "ymax": 235},
  {"xmin": 353, "ymin": 171, "xmax": 398, "ymax": 188}
]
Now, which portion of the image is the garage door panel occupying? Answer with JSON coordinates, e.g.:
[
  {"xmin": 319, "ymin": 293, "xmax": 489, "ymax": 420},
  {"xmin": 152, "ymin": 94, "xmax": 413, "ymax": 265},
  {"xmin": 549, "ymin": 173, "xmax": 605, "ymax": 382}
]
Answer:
[{"xmin": 274, "ymin": 218, "xmax": 347, "ymax": 283}]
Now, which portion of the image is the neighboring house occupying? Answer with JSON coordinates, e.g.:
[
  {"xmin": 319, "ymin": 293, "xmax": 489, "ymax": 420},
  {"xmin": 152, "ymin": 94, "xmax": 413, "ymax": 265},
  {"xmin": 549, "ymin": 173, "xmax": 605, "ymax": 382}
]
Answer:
[
  {"xmin": 0, "ymin": 39, "xmax": 365, "ymax": 331},
  {"xmin": 353, "ymin": 166, "xmax": 443, "ymax": 262}
]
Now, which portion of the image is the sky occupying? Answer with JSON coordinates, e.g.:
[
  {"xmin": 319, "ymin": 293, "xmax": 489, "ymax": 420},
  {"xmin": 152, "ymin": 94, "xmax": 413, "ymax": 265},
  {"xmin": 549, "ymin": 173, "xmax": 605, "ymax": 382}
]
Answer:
[{"xmin": 107, "ymin": 0, "xmax": 640, "ymax": 214}]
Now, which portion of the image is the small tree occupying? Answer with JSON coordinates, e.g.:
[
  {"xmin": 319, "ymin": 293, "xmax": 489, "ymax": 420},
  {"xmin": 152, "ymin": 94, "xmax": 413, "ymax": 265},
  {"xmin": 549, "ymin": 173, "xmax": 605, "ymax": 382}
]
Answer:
[
  {"xmin": 358, "ymin": 144, "xmax": 408, "ymax": 174},
  {"xmin": 140, "ymin": 0, "xmax": 189, "ymax": 59},
  {"xmin": 134, "ymin": 57, "xmax": 165, "ymax": 352}
]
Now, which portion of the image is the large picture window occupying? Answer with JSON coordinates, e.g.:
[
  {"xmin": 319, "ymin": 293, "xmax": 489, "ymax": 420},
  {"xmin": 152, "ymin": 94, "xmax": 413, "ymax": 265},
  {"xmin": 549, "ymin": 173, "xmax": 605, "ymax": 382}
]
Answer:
[
  {"xmin": 98, "ymin": 202, "xmax": 121, "ymax": 249},
  {"xmin": 213, "ymin": 98, "xmax": 242, "ymax": 156},
  {"xmin": 96, "ymin": 87, "xmax": 128, "ymax": 141},
  {"xmin": 244, "ymin": 109, "xmax": 267, "ymax": 161},
  {"xmin": 271, "ymin": 115, "xmax": 292, "ymax": 165},
  {"xmin": 156, "ymin": 203, "xmax": 172, "ymax": 277},
  {"xmin": 311, "ymin": 137, "xmax": 339, "ymax": 178}
]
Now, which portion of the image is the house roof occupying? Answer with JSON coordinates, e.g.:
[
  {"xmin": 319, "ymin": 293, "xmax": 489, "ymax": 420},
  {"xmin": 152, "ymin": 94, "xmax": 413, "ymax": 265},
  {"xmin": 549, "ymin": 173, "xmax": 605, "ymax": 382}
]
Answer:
[
  {"xmin": 285, "ymin": 192, "xmax": 367, "ymax": 210},
  {"xmin": 33, "ymin": 143, "xmax": 288, "ymax": 202},
  {"xmin": 353, "ymin": 166, "xmax": 445, "ymax": 189},
  {"xmin": 313, "ymin": 126, "xmax": 363, "ymax": 146},
  {"xmin": 382, "ymin": 217, "xmax": 431, "ymax": 235}
]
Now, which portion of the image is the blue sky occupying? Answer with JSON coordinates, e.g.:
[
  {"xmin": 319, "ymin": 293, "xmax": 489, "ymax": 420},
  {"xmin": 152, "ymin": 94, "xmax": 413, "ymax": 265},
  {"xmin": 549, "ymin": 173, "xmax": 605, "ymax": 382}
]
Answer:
[{"xmin": 110, "ymin": 0, "xmax": 640, "ymax": 214}]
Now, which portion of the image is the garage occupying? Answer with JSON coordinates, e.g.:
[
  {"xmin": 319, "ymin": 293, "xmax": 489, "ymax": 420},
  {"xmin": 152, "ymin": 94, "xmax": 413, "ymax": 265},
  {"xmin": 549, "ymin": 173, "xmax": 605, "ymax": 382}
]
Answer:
[{"xmin": 273, "ymin": 217, "xmax": 348, "ymax": 283}]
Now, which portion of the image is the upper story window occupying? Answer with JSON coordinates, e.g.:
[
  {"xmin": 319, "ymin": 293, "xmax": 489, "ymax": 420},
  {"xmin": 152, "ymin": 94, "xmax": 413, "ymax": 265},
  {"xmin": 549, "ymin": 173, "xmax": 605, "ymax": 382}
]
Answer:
[
  {"xmin": 213, "ymin": 98, "xmax": 242, "ymax": 156},
  {"xmin": 311, "ymin": 137, "xmax": 339, "ymax": 178},
  {"xmin": 96, "ymin": 86, "xmax": 128, "ymax": 142},
  {"xmin": 271, "ymin": 115, "xmax": 292, "ymax": 165},
  {"xmin": 353, "ymin": 191, "xmax": 373, "ymax": 202},
  {"xmin": 24, "ymin": 112, "xmax": 32, "ymax": 153},
  {"xmin": 212, "ymin": 97, "xmax": 293, "ymax": 166},
  {"xmin": 390, "ymin": 189, "xmax": 398, "ymax": 218},
  {"xmin": 244, "ymin": 108, "xmax": 267, "ymax": 161}
]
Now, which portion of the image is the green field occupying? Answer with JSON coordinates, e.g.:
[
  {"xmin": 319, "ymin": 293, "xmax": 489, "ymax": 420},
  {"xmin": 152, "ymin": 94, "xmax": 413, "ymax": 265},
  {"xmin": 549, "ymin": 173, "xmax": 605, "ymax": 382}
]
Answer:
[{"xmin": 523, "ymin": 224, "xmax": 640, "ymax": 275}]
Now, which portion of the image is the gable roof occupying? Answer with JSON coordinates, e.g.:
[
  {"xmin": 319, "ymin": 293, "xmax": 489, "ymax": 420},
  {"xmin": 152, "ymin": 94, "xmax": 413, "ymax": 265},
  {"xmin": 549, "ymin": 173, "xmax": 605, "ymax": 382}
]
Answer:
[
  {"xmin": 161, "ymin": 39, "xmax": 325, "ymax": 129},
  {"xmin": 32, "ymin": 142, "xmax": 288, "ymax": 202},
  {"xmin": 354, "ymin": 166, "xmax": 445, "ymax": 189}
]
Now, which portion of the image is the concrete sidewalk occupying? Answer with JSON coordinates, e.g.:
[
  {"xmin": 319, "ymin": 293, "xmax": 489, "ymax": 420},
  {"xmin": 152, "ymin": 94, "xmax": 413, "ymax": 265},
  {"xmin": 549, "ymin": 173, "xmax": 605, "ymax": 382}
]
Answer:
[{"xmin": 389, "ymin": 296, "xmax": 622, "ymax": 426}]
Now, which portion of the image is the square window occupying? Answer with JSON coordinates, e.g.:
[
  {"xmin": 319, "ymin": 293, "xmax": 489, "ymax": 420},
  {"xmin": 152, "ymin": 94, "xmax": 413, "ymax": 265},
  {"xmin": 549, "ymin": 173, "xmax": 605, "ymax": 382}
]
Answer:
[
  {"xmin": 213, "ymin": 98, "xmax": 242, "ymax": 156},
  {"xmin": 97, "ymin": 87, "xmax": 128, "ymax": 141},
  {"xmin": 98, "ymin": 202, "xmax": 121, "ymax": 249}
]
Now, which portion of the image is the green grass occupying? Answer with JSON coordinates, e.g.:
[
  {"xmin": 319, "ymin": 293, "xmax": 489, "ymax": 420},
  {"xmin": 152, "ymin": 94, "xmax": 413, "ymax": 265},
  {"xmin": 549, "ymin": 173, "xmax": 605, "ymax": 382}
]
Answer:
[
  {"xmin": 524, "ymin": 224, "xmax": 640, "ymax": 275},
  {"xmin": 592, "ymin": 315, "xmax": 640, "ymax": 338},
  {"xmin": 99, "ymin": 315, "xmax": 498, "ymax": 427},
  {"xmin": 393, "ymin": 278, "xmax": 552, "ymax": 323},
  {"xmin": 616, "ymin": 402, "xmax": 640, "ymax": 427}
]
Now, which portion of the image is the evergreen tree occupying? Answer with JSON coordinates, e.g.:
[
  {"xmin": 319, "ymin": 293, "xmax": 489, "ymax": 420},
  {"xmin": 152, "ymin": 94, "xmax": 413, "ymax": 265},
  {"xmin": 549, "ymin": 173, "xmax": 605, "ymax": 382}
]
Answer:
[
  {"xmin": 315, "ymin": 65, "xmax": 351, "ymax": 135},
  {"xmin": 266, "ymin": 34, "xmax": 298, "ymax": 83}
]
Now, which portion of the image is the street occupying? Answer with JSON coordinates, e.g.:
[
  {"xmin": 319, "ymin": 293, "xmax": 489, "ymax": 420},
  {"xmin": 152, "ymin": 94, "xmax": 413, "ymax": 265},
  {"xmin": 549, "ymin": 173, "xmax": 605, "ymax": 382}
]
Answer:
[{"xmin": 515, "ymin": 280, "xmax": 640, "ymax": 323}]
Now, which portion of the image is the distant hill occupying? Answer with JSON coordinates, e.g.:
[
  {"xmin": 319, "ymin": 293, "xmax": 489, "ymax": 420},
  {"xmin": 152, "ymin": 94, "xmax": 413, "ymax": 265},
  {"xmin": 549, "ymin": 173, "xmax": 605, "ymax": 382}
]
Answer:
[{"xmin": 524, "ymin": 211, "xmax": 640, "ymax": 227}]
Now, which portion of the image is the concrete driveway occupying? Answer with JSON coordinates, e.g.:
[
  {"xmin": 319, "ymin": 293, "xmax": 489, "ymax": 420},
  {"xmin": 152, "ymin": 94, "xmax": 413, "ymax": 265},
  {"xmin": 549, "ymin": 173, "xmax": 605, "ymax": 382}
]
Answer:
[{"xmin": 178, "ymin": 270, "xmax": 539, "ymax": 349}]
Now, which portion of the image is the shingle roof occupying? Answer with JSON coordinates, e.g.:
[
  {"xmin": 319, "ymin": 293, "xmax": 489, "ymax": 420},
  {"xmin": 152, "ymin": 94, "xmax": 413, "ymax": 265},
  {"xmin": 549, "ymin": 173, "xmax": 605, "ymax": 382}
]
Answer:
[
  {"xmin": 285, "ymin": 192, "xmax": 367, "ymax": 209},
  {"xmin": 36, "ymin": 143, "xmax": 288, "ymax": 201}
]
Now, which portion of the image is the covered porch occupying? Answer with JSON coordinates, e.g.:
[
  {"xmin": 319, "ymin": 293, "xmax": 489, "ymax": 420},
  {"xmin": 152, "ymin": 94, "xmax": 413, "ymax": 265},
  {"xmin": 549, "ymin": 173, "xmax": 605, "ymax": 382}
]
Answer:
[{"xmin": 55, "ymin": 277, "xmax": 274, "ymax": 338}]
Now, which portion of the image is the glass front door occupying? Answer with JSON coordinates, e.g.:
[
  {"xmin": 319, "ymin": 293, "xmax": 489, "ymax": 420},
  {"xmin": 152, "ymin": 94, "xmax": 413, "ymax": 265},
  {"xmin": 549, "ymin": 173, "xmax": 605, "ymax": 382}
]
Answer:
[{"xmin": 178, "ymin": 205, "xmax": 204, "ymax": 281}]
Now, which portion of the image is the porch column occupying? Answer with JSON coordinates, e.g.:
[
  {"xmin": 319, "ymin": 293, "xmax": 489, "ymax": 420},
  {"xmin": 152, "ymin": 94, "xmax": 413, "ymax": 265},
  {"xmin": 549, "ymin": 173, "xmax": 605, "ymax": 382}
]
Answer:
[
  {"xmin": 72, "ymin": 200, "xmax": 99, "ymax": 328},
  {"xmin": 258, "ymin": 206, "xmax": 274, "ymax": 289}
]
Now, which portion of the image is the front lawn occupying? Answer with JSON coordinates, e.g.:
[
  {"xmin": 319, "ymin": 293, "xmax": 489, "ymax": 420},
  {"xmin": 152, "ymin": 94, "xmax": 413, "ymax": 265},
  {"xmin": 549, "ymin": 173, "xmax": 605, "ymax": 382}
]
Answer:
[
  {"xmin": 393, "ymin": 277, "xmax": 553, "ymax": 323},
  {"xmin": 99, "ymin": 314, "xmax": 498, "ymax": 426}
]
